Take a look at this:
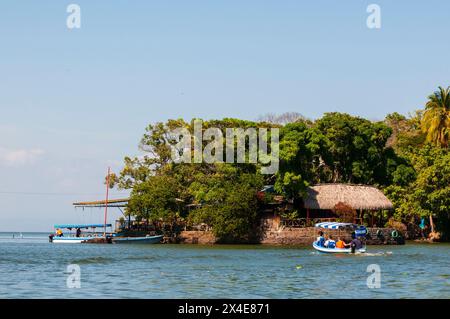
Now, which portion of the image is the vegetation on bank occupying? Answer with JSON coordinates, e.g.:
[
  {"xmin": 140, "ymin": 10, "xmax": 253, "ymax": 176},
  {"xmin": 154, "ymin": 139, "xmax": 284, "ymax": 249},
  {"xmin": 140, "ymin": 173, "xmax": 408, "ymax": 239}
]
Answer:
[{"xmin": 110, "ymin": 86, "xmax": 450, "ymax": 242}]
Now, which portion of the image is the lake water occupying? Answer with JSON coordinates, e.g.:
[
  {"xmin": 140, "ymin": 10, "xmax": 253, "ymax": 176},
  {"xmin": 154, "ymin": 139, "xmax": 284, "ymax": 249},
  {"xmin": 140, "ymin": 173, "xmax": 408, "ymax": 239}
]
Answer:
[{"xmin": 0, "ymin": 232, "xmax": 449, "ymax": 299}]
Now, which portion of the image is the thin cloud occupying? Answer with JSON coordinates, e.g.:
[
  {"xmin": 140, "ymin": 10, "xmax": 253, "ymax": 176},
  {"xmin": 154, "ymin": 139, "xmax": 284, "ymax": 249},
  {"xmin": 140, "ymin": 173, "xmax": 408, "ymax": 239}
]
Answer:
[{"xmin": 0, "ymin": 147, "xmax": 45, "ymax": 166}]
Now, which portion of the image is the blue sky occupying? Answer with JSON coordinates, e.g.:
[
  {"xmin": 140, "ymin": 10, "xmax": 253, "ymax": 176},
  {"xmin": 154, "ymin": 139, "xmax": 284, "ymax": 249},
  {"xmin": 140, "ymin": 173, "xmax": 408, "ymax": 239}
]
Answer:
[{"xmin": 0, "ymin": 1, "xmax": 449, "ymax": 231}]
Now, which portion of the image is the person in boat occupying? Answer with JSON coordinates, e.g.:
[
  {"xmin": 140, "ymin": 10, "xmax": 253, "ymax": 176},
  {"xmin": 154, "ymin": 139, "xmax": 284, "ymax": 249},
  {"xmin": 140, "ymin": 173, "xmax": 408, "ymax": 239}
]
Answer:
[
  {"xmin": 336, "ymin": 237, "xmax": 350, "ymax": 249},
  {"xmin": 56, "ymin": 228, "xmax": 64, "ymax": 237},
  {"xmin": 316, "ymin": 231, "xmax": 325, "ymax": 247},
  {"xmin": 76, "ymin": 228, "xmax": 81, "ymax": 238},
  {"xmin": 350, "ymin": 232, "xmax": 363, "ymax": 251},
  {"xmin": 324, "ymin": 235, "xmax": 336, "ymax": 248}
]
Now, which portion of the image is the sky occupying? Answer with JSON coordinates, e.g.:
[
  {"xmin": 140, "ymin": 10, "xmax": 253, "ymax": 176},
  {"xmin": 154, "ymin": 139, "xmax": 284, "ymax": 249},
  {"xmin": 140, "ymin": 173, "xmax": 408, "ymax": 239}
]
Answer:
[{"xmin": 0, "ymin": 1, "xmax": 449, "ymax": 231}]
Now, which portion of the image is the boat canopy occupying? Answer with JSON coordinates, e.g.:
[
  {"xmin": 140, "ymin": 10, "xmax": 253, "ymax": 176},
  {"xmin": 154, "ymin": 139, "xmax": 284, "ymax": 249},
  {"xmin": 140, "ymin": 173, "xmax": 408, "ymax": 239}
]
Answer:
[
  {"xmin": 54, "ymin": 224, "xmax": 112, "ymax": 229},
  {"xmin": 315, "ymin": 222, "xmax": 368, "ymax": 236},
  {"xmin": 315, "ymin": 222, "xmax": 359, "ymax": 229}
]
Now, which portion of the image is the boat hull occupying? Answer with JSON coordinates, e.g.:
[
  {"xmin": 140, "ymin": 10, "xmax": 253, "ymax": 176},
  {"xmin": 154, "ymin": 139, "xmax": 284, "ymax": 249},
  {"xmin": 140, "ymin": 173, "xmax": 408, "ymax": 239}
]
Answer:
[
  {"xmin": 52, "ymin": 237, "xmax": 97, "ymax": 244},
  {"xmin": 313, "ymin": 242, "xmax": 366, "ymax": 253},
  {"xmin": 112, "ymin": 235, "xmax": 163, "ymax": 244}
]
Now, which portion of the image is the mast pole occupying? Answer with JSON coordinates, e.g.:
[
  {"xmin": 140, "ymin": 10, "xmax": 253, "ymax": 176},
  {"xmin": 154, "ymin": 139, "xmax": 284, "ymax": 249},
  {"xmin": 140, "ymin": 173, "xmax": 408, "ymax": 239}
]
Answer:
[{"xmin": 104, "ymin": 167, "xmax": 111, "ymax": 237}]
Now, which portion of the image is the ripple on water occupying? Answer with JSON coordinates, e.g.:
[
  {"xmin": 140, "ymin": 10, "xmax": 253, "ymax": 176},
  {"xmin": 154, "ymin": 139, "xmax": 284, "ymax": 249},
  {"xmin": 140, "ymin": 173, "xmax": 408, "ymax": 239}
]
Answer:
[
  {"xmin": 69, "ymin": 256, "xmax": 114, "ymax": 265},
  {"xmin": 0, "ymin": 241, "xmax": 450, "ymax": 298}
]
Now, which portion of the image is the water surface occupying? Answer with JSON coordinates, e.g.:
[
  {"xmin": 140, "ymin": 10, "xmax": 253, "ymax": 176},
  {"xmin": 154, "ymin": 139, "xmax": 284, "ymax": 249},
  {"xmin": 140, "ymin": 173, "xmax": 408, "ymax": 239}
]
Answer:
[{"xmin": 0, "ymin": 232, "xmax": 449, "ymax": 298}]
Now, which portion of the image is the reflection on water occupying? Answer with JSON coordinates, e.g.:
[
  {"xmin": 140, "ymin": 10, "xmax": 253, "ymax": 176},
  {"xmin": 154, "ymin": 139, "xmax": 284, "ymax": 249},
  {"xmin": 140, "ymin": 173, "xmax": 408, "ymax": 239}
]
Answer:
[{"xmin": 0, "ymin": 232, "xmax": 449, "ymax": 298}]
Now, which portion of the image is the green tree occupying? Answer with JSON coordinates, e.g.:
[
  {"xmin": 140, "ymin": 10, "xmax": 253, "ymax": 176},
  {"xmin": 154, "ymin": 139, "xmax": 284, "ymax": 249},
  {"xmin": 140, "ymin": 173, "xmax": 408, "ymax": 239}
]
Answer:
[
  {"xmin": 117, "ymin": 118, "xmax": 270, "ymax": 240},
  {"xmin": 276, "ymin": 122, "xmax": 331, "ymax": 198},
  {"xmin": 315, "ymin": 113, "xmax": 398, "ymax": 185},
  {"xmin": 385, "ymin": 111, "xmax": 425, "ymax": 151},
  {"xmin": 385, "ymin": 145, "xmax": 450, "ymax": 240},
  {"xmin": 112, "ymin": 119, "xmax": 189, "ymax": 189},
  {"xmin": 276, "ymin": 113, "xmax": 406, "ymax": 201},
  {"xmin": 188, "ymin": 164, "xmax": 263, "ymax": 242},
  {"xmin": 128, "ymin": 174, "xmax": 181, "ymax": 222},
  {"xmin": 421, "ymin": 86, "xmax": 450, "ymax": 147}
]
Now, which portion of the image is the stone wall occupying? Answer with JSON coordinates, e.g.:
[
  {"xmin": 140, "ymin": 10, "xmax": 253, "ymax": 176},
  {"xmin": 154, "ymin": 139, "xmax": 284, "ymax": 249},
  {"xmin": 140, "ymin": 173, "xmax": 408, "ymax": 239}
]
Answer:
[
  {"xmin": 260, "ymin": 227, "xmax": 347, "ymax": 245},
  {"xmin": 176, "ymin": 223, "xmax": 406, "ymax": 245},
  {"xmin": 177, "ymin": 230, "xmax": 216, "ymax": 244},
  {"xmin": 260, "ymin": 227, "xmax": 404, "ymax": 245}
]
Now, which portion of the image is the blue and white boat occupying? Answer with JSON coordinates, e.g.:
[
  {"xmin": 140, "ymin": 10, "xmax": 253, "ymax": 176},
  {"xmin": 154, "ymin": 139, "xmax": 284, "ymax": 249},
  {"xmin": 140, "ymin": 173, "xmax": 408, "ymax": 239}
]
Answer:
[
  {"xmin": 50, "ymin": 224, "xmax": 113, "ymax": 244},
  {"xmin": 312, "ymin": 242, "xmax": 366, "ymax": 253},
  {"xmin": 312, "ymin": 222, "xmax": 367, "ymax": 253}
]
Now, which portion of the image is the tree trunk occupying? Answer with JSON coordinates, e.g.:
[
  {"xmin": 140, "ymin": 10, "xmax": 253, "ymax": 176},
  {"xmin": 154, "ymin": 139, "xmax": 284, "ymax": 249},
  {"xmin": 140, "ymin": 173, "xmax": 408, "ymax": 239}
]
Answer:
[{"xmin": 429, "ymin": 214, "xmax": 435, "ymax": 233}]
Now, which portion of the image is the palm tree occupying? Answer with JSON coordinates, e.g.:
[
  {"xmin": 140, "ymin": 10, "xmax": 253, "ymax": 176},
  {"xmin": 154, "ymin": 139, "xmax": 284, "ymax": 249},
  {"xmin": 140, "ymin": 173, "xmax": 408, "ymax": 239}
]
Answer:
[{"xmin": 421, "ymin": 86, "xmax": 450, "ymax": 147}]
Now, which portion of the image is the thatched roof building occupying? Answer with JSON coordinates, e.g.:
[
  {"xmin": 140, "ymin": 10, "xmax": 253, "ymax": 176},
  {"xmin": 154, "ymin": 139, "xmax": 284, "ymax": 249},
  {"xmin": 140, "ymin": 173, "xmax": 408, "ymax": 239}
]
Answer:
[{"xmin": 304, "ymin": 184, "xmax": 393, "ymax": 211}]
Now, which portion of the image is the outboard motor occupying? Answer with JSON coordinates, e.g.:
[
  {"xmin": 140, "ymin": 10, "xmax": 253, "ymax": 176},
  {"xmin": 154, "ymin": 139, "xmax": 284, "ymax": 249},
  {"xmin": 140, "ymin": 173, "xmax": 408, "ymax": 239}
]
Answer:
[{"xmin": 49, "ymin": 234, "xmax": 54, "ymax": 243}]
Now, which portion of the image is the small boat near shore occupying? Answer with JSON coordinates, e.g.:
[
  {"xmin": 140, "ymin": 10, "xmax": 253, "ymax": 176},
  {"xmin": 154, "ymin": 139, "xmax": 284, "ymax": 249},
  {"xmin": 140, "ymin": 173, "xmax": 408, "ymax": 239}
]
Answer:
[
  {"xmin": 312, "ymin": 222, "xmax": 368, "ymax": 254},
  {"xmin": 50, "ymin": 168, "xmax": 116, "ymax": 245},
  {"xmin": 49, "ymin": 224, "xmax": 163, "ymax": 244},
  {"xmin": 49, "ymin": 224, "xmax": 113, "ymax": 244},
  {"xmin": 50, "ymin": 168, "xmax": 163, "ymax": 245},
  {"xmin": 312, "ymin": 242, "xmax": 366, "ymax": 253}
]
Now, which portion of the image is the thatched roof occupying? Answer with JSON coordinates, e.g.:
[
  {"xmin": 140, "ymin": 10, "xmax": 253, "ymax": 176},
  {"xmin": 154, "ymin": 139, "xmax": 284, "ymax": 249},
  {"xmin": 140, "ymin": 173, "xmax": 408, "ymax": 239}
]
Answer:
[{"xmin": 304, "ymin": 184, "xmax": 393, "ymax": 211}]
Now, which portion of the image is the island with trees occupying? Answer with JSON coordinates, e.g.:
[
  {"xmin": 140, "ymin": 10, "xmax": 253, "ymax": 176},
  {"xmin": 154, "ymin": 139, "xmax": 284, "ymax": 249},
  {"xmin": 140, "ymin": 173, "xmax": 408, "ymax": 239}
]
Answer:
[{"xmin": 106, "ymin": 86, "xmax": 450, "ymax": 245}]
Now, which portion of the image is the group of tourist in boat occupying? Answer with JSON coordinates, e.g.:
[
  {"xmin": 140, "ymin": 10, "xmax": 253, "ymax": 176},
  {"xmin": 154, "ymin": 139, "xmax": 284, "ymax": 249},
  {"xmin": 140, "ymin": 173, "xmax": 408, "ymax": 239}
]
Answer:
[
  {"xmin": 53, "ymin": 227, "xmax": 82, "ymax": 238},
  {"xmin": 316, "ymin": 230, "xmax": 363, "ymax": 250}
]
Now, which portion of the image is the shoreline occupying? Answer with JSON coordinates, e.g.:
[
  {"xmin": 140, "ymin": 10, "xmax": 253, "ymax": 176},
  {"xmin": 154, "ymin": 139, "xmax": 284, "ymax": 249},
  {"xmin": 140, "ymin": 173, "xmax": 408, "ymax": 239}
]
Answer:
[{"xmin": 2, "ymin": 231, "xmax": 448, "ymax": 245}]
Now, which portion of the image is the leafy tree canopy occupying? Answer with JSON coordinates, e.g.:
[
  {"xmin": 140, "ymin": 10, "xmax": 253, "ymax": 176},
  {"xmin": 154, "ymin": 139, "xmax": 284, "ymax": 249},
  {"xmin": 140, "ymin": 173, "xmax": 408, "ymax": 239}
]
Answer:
[{"xmin": 112, "ymin": 89, "xmax": 450, "ymax": 240}]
